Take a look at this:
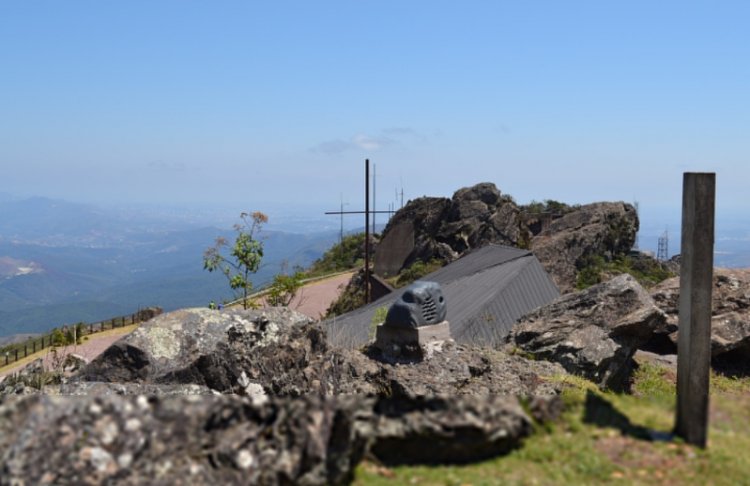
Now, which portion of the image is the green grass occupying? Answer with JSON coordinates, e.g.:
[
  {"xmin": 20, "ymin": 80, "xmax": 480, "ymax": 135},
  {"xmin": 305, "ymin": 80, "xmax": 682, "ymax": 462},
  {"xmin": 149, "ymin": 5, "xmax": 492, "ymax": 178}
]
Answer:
[
  {"xmin": 354, "ymin": 366, "xmax": 750, "ymax": 486},
  {"xmin": 576, "ymin": 255, "xmax": 674, "ymax": 290}
]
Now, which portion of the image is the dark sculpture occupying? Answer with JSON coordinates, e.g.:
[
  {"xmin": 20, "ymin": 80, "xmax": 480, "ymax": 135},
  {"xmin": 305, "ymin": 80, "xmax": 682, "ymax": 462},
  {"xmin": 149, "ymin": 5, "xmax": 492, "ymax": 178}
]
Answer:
[{"xmin": 384, "ymin": 281, "xmax": 447, "ymax": 329}]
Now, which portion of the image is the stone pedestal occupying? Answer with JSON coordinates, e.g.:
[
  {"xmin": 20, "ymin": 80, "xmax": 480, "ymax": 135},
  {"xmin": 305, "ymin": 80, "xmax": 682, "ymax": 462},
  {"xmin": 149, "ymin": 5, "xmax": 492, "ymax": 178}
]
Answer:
[{"xmin": 374, "ymin": 321, "xmax": 452, "ymax": 359}]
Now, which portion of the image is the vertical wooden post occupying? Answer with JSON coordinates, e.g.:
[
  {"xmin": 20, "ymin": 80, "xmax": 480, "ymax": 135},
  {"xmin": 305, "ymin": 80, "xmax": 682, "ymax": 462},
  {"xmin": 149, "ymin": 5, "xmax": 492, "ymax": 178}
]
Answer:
[{"xmin": 674, "ymin": 172, "xmax": 715, "ymax": 448}]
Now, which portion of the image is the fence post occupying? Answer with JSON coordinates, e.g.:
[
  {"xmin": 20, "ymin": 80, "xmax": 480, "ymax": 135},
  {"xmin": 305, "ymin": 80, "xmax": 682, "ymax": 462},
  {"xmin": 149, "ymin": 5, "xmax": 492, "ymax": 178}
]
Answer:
[
  {"xmin": 33, "ymin": 341, "xmax": 36, "ymax": 353},
  {"xmin": 24, "ymin": 344, "xmax": 27, "ymax": 358},
  {"xmin": 674, "ymin": 172, "xmax": 715, "ymax": 448},
  {"xmin": 15, "ymin": 349, "xmax": 18, "ymax": 362}
]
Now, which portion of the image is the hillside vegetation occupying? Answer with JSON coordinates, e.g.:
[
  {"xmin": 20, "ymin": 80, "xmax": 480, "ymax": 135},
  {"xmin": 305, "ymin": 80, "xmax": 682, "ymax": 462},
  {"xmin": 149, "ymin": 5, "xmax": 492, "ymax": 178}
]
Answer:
[{"xmin": 305, "ymin": 233, "xmax": 367, "ymax": 277}]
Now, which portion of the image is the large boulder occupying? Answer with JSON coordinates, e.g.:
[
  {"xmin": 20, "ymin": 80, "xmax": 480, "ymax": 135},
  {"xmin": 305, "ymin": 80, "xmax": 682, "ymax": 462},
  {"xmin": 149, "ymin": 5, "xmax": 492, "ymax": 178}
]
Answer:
[
  {"xmin": 509, "ymin": 274, "xmax": 665, "ymax": 389},
  {"xmin": 650, "ymin": 268, "xmax": 750, "ymax": 363},
  {"xmin": 530, "ymin": 202, "xmax": 639, "ymax": 293},
  {"xmin": 373, "ymin": 183, "xmax": 525, "ymax": 277},
  {"xmin": 79, "ymin": 307, "xmax": 312, "ymax": 388},
  {"xmin": 79, "ymin": 307, "xmax": 566, "ymax": 398},
  {"xmin": 370, "ymin": 395, "xmax": 533, "ymax": 465},
  {"xmin": 0, "ymin": 394, "xmax": 369, "ymax": 485},
  {"xmin": 372, "ymin": 182, "xmax": 638, "ymax": 294}
]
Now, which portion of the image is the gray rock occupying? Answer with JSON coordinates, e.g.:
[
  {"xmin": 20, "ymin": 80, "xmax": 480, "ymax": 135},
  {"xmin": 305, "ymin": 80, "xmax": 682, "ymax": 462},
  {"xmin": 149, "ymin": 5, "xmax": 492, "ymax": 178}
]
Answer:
[
  {"xmin": 650, "ymin": 268, "xmax": 750, "ymax": 361},
  {"xmin": 373, "ymin": 183, "xmax": 524, "ymax": 277},
  {"xmin": 530, "ymin": 202, "xmax": 638, "ymax": 293},
  {"xmin": 77, "ymin": 306, "xmax": 567, "ymax": 398},
  {"xmin": 510, "ymin": 274, "xmax": 665, "ymax": 389},
  {"xmin": 372, "ymin": 183, "xmax": 638, "ymax": 295},
  {"xmin": 0, "ymin": 393, "xmax": 552, "ymax": 484},
  {"xmin": 370, "ymin": 395, "xmax": 533, "ymax": 465},
  {"xmin": 633, "ymin": 350, "xmax": 677, "ymax": 373},
  {"xmin": 0, "ymin": 394, "xmax": 369, "ymax": 486},
  {"xmin": 79, "ymin": 307, "xmax": 312, "ymax": 389},
  {"xmin": 360, "ymin": 341, "xmax": 566, "ymax": 397},
  {"xmin": 62, "ymin": 353, "xmax": 88, "ymax": 373}
]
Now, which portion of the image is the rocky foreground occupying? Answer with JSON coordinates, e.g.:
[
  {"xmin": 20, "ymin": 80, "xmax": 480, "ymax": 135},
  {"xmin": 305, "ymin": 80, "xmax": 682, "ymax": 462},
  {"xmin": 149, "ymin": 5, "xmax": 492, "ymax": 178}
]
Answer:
[
  {"xmin": 2, "ymin": 268, "xmax": 749, "ymax": 484},
  {"xmin": 1, "ymin": 307, "xmax": 566, "ymax": 485}
]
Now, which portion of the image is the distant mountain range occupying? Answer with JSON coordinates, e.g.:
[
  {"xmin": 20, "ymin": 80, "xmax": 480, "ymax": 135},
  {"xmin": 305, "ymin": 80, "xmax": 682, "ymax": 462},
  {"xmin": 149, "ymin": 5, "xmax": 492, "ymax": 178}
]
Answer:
[
  {"xmin": 0, "ymin": 197, "xmax": 342, "ymax": 337},
  {"xmin": 1, "ymin": 195, "xmax": 745, "ymax": 338}
]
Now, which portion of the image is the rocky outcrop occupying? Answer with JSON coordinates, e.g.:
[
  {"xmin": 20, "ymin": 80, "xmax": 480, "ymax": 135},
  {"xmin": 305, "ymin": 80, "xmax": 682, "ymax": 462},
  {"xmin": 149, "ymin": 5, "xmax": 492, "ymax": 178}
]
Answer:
[
  {"xmin": 650, "ymin": 268, "xmax": 750, "ymax": 362},
  {"xmin": 530, "ymin": 202, "xmax": 638, "ymax": 292},
  {"xmin": 0, "ymin": 393, "xmax": 548, "ymax": 484},
  {"xmin": 373, "ymin": 183, "xmax": 526, "ymax": 277},
  {"xmin": 79, "ymin": 307, "xmax": 566, "ymax": 398},
  {"xmin": 509, "ymin": 274, "xmax": 666, "ymax": 389},
  {"xmin": 371, "ymin": 182, "xmax": 639, "ymax": 293}
]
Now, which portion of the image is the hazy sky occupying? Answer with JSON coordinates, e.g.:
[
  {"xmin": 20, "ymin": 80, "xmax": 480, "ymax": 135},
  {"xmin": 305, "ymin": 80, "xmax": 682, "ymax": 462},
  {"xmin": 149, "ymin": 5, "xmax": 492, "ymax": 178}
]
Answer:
[{"xmin": 1, "ymin": 1, "xmax": 748, "ymax": 216}]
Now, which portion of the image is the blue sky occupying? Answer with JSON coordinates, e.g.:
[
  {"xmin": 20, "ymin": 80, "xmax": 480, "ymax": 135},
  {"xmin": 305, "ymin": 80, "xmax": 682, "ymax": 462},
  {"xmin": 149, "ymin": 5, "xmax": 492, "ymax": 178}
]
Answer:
[{"xmin": 1, "ymin": 1, "xmax": 748, "ymax": 220}]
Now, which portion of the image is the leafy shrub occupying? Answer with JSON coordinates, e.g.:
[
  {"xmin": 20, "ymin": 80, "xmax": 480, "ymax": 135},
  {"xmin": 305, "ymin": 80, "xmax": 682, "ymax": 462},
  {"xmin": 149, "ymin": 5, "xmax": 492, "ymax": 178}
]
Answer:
[
  {"xmin": 307, "ymin": 233, "xmax": 367, "ymax": 277},
  {"xmin": 396, "ymin": 259, "xmax": 444, "ymax": 287},
  {"xmin": 576, "ymin": 254, "xmax": 674, "ymax": 289},
  {"xmin": 267, "ymin": 270, "xmax": 304, "ymax": 307},
  {"xmin": 522, "ymin": 199, "xmax": 580, "ymax": 215}
]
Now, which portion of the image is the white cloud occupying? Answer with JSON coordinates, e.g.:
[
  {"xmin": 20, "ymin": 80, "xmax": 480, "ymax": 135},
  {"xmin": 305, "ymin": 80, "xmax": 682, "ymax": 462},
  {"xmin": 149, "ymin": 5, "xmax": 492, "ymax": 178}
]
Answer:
[{"xmin": 311, "ymin": 128, "xmax": 428, "ymax": 155}]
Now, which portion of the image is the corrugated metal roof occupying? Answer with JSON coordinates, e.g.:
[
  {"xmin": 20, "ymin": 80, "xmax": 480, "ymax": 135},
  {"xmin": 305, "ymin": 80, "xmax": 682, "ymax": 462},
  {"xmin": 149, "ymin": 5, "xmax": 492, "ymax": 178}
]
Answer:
[{"xmin": 325, "ymin": 244, "xmax": 560, "ymax": 348}]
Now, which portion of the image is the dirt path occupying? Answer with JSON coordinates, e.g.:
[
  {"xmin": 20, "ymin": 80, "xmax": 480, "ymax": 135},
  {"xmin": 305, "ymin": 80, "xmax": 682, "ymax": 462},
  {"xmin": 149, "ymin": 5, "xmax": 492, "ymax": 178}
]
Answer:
[
  {"xmin": 260, "ymin": 272, "xmax": 353, "ymax": 320},
  {"xmin": 0, "ymin": 325, "xmax": 138, "ymax": 379}
]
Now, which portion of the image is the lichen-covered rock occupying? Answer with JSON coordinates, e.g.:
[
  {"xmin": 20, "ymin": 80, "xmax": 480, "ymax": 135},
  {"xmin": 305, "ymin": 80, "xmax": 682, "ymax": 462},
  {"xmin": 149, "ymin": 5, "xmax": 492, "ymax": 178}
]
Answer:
[
  {"xmin": 76, "ymin": 307, "xmax": 566, "ymax": 398},
  {"xmin": 510, "ymin": 274, "xmax": 665, "ymax": 389},
  {"xmin": 0, "ymin": 393, "xmax": 551, "ymax": 484},
  {"xmin": 530, "ymin": 202, "xmax": 638, "ymax": 293},
  {"xmin": 0, "ymin": 394, "xmax": 370, "ymax": 486},
  {"xmin": 79, "ymin": 307, "xmax": 312, "ymax": 388}
]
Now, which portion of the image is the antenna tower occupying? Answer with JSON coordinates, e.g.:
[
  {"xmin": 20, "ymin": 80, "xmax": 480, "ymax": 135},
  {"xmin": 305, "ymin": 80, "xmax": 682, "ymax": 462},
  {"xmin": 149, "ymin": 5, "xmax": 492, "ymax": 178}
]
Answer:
[{"xmin": 657, "ymin": 229, "xmax": 669, "ymax": 262}]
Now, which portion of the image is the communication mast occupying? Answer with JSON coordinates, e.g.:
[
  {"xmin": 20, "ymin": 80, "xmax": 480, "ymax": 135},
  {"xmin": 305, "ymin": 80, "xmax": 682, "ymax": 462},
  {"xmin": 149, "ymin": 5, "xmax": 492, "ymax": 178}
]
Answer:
[{"xmin": 657, "ymin": 229, "xmax": 669, "ymax": 262}]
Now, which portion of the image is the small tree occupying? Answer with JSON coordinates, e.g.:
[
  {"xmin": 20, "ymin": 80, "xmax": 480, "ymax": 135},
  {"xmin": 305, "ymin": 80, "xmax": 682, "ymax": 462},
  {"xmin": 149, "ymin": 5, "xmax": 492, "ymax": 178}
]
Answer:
[
  {"xmin": 203, "ymin": 211, "xmax": 268, "ymax": 309},
  {"xmin": 267, "ymin": 266, "xmax": 305, "ymax": 307}
]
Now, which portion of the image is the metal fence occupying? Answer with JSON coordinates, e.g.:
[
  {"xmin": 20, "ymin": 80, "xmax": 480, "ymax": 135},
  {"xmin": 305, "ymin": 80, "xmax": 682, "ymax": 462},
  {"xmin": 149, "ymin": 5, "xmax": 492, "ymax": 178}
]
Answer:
[{"xmin": 0, "ymin": 307, "xmax": 161, "ymax": 368}]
